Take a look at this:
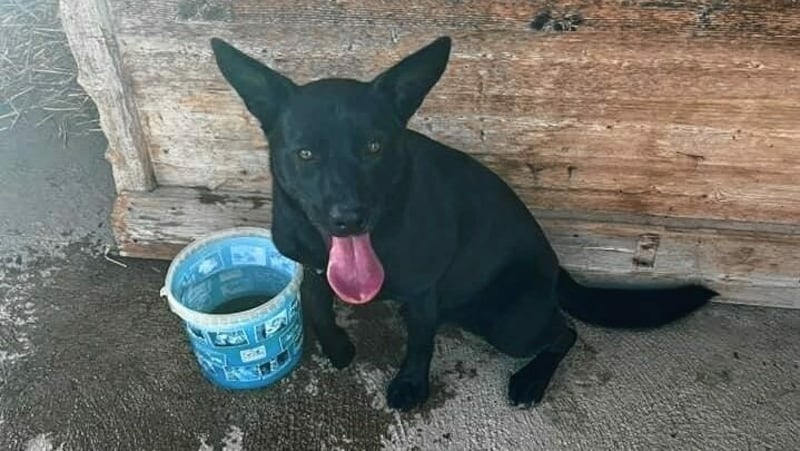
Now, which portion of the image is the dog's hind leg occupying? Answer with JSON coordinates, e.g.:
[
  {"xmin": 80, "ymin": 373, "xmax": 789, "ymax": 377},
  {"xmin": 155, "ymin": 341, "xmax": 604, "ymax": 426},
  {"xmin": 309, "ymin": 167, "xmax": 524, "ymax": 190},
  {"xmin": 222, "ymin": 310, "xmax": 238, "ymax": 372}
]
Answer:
[
  {"xmin": 507, "ymin": 313, "xmax": 576, "ymax": 407},
  {"xmin": 454, "ymin": 266, "xmax": 576, "ymax": 406}
]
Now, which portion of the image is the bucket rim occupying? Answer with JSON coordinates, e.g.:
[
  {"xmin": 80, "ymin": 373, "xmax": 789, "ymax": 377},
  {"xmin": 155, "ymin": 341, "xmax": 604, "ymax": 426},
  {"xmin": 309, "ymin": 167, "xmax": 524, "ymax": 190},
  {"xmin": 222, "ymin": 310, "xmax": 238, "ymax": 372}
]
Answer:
[{"xmin": 162, "ymin": 226, "xmax": 303, "ymax": 328}]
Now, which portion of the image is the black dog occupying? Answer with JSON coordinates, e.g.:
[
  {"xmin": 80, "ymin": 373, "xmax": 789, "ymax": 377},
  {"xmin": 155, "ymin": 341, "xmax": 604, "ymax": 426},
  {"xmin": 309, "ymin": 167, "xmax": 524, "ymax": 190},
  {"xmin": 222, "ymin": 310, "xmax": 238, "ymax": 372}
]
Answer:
[{"xmin": 210, "ymin": 36, "xmax": 716, "ymax": 411}]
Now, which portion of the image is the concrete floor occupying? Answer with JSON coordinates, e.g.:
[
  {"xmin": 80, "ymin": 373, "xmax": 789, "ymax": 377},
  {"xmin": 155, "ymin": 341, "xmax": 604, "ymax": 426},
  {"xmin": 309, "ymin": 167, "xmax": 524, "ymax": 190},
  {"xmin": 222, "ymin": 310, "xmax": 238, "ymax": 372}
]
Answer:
[
  {"xmin": 1, "ymin": 5, "xmax": 799, "ymax": 450},
  {"xmin": 0, "ymin": 109, "xmax": 798, "ymax": 451}
]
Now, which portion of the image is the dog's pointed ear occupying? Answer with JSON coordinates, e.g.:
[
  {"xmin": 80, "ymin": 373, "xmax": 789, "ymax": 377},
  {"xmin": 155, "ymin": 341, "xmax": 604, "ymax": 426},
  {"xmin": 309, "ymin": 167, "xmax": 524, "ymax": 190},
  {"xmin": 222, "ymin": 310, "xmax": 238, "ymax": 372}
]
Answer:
[
  {"xmin": 210, "ymin": 38, "xmax": 296, "ymax": 131},
  {"xmin": 371, "ymin": 36, "xmax": 452, "ymax": 124}
]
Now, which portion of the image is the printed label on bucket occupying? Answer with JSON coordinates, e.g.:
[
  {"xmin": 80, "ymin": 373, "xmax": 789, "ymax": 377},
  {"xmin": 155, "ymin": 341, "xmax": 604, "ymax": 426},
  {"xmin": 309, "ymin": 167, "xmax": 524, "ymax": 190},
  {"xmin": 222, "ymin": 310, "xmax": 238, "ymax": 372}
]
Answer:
[
  {"xmin": 240, "ymin": 345, "xmax": 267, "ymax": 363},
  {"xmin": 230, "ymin": 245, "xmax": 267, "ymax": 266},
  {"xmin": 184, "ymin": 293, "xmax": 303, "ymax": 387}
]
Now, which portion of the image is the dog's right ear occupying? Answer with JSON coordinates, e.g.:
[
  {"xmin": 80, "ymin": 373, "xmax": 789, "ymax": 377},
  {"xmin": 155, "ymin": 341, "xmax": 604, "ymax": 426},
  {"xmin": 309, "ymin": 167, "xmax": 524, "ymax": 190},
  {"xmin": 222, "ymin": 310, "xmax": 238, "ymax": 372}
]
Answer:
[
  {"xmin": 371, "ymin": 36, "xmax": 452, "ymax": 125},
  {"xmin": 210, "ymin": 38, "xmax": 296, "ymax": 131}
]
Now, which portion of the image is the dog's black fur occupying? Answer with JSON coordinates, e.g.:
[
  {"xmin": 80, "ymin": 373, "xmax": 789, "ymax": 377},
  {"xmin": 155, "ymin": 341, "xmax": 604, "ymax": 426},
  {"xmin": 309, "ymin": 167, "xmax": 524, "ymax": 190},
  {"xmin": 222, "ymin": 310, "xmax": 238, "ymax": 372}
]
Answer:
[{"xmin": 210, "ymin": 36, "xmax": 717, "ymax": 411}]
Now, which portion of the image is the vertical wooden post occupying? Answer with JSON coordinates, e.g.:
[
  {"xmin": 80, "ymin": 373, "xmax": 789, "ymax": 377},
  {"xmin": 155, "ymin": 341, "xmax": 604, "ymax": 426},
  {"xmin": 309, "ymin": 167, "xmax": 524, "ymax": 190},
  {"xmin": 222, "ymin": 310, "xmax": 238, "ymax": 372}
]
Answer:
[{"xmin": 60, "ymin": 0, "xmax": 157, "ymax": 192}]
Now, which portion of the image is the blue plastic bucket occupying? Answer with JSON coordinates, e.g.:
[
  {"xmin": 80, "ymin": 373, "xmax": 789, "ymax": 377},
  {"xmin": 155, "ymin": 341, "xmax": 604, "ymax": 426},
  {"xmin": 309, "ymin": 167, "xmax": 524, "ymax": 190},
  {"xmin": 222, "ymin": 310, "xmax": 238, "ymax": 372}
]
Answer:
[{"xmin": 161, "ymin": 227, "xmax": 304, "ymax": 390}]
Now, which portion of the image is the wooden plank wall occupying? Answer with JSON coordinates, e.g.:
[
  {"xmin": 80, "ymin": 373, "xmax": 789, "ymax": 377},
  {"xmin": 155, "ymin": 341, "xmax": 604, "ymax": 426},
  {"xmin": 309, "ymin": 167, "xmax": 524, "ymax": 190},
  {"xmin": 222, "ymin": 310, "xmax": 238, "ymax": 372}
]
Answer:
[
  {"xmin": 107, "ymin": 0, "xmax": 800, "ymax": 227},
  {"xmin": 59, "ymin": 0, "xmax": 800, "ymax": 307}
]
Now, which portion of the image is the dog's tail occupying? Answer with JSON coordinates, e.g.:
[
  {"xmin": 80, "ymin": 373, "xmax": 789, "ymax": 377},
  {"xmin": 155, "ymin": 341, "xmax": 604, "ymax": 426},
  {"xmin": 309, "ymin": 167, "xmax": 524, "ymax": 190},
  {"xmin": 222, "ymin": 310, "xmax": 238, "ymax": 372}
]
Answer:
[{"xmin": 556, "ymin": 267, "xmax": 717, "ymax": 329}]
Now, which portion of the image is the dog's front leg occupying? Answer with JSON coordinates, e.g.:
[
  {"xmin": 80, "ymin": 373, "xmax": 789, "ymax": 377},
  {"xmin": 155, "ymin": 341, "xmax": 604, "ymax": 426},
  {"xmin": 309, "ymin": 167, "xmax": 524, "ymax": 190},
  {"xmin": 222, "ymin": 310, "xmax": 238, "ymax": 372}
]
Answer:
[
  {"xmin": 300, "ymin": 267, "xmax": 355, "ymax": 369},
  {"xmin": 387, "ymin": 290, "xmax": 439, "ymax": 411}
]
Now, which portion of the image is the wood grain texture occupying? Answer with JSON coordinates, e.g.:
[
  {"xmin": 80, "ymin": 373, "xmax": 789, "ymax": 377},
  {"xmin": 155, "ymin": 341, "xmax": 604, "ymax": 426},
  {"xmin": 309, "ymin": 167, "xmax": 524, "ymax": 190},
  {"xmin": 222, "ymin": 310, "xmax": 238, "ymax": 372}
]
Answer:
[
  {"xmin": 60, "ymin": 0, "xmax": 156, "ymax": 192},
  {"xmin": 99, "ymin": 0, "xmax": 800, "ymax": 226},
  {"xmin": 112, "ymin": 0, "xmax": 800, "ymax": 39},
  {"xmin": 111, "ymin": 187, "xmax": 800, "ymax": 308},
  {"xmin": 65, "ymin": 0, "xmax": 800, "ymax": 307}
]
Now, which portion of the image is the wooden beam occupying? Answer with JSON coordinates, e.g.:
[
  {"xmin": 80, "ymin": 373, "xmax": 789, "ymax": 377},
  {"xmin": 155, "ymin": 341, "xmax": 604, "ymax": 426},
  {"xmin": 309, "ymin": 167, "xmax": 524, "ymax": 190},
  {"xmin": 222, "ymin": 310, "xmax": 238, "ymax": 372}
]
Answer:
[
  {"xmin": 61, "ymin": 0, "xmax": 156, "ymax": 192},
  {"xmin": 112, "ymin": 187, "xmax": 800, "ymax": 309},
  {"xmin": 100, "ymin": 0, "xmax": 800, "ymax": 225}
]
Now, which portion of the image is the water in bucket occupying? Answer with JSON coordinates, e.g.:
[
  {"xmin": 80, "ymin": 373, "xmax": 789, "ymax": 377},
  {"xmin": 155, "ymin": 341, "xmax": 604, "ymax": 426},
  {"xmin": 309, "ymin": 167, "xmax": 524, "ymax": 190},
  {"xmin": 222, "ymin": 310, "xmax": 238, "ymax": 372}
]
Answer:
[{"xmin": 162, "ymin": 227, "xmax": 304, "ymax": 390}]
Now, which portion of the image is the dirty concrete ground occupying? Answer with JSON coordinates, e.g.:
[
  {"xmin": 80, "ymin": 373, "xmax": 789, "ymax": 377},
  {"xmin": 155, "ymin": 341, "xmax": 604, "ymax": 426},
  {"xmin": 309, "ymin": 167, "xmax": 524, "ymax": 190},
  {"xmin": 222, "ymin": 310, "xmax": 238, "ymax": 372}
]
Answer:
[
  {"xmin": 1, "ymin": 2, "xmax": 799, "ymax": 450},
  {"xmin": 1, "ymin": 208, "xmax": 799, "ymax": 451}
]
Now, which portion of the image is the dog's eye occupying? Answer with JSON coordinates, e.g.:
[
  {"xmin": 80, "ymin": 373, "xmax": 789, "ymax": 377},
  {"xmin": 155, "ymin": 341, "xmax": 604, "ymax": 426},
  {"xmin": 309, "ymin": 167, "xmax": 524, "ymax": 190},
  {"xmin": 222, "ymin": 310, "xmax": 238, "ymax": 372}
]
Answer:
[
  {"xmin": 367, "ymin": 141, "xmax": 381, "ymax": 154},
  {"xmin": 297, "ymin": 149, "xmax": 314, "ymax": 161}
]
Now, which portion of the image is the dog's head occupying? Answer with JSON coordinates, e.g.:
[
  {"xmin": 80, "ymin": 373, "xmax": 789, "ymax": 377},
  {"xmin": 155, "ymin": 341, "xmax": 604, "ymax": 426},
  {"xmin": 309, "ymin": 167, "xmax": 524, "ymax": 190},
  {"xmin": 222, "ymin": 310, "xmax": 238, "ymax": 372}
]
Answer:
[
  {"xmin": 210, "ymin": 36, "xmax": 451, "ymax": 237},
  {"xmin": 211, "ymin": 36, "xmax": 451, "ymax": 304}
]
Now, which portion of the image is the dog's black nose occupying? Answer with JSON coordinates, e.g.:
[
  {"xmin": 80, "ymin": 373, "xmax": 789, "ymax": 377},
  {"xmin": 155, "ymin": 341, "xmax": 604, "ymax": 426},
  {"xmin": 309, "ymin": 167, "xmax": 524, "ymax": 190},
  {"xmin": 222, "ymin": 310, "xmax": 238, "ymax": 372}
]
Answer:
[{"xmin": 329, "ymin": 204, "xmax": 367, "ymax": 234}]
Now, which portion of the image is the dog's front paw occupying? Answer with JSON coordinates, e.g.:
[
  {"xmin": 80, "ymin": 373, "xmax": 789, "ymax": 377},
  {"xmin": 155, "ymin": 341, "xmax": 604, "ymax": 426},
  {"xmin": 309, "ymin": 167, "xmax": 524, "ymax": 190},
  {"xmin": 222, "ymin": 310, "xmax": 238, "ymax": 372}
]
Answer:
[
  {"xmin": 386, "ymin": 376, "xmax": 429, "ymax": 412},
  {"xmin": 320, "ymin": 330, "xmax": 355, "ymax": 369}
]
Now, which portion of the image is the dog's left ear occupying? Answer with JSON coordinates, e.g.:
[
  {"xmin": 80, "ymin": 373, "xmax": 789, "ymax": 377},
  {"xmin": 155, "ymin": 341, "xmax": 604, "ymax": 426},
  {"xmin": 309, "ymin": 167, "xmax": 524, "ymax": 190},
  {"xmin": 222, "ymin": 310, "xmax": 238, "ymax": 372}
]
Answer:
[{"xmin": 371, "ymin": 36, "xmax": 452, "ymax": 124}]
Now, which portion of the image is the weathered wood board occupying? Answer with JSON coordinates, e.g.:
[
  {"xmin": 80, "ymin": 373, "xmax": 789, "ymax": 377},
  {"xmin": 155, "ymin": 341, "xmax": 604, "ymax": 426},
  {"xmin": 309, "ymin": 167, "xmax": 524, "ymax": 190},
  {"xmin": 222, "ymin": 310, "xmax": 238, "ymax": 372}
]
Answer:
[
  {"xmin": 108, "ymin": 0, "xmax": 800, "ymax": 225},
  {"xmin": 61, "ymin": 0, "xmax": 800, "ymax": 308},
  {"xmin": 60, "ymin": 0, "xmax": 156, "ymax": 192},
  {"xmin": 112, "ymin": 187, "xmax": 800, "ymax": 309}
]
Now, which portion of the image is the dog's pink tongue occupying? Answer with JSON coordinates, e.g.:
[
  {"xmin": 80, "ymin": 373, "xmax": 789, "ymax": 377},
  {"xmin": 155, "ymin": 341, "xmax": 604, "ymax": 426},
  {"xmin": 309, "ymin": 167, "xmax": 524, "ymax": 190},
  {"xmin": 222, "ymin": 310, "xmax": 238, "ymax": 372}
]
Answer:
[{"xmin": 327, "ymin": 234, "xmax": 385, "ymax": 304}]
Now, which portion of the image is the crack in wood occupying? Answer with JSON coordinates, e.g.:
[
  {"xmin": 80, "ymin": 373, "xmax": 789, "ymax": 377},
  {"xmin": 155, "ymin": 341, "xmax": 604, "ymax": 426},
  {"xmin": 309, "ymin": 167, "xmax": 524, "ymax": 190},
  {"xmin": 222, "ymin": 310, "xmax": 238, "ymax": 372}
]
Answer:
[{"xmin": 195, "ymin": 187, "xmax": 229, "ymax": 205}]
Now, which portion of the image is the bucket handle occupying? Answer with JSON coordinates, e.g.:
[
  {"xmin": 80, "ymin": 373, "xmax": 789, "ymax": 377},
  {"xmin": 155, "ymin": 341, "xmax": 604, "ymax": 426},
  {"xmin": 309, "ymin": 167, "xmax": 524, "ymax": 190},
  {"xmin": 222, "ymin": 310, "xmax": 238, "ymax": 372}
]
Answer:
[{"xmin": 159, "ymin": 286, "xmax": 181, "ymax": 316}]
